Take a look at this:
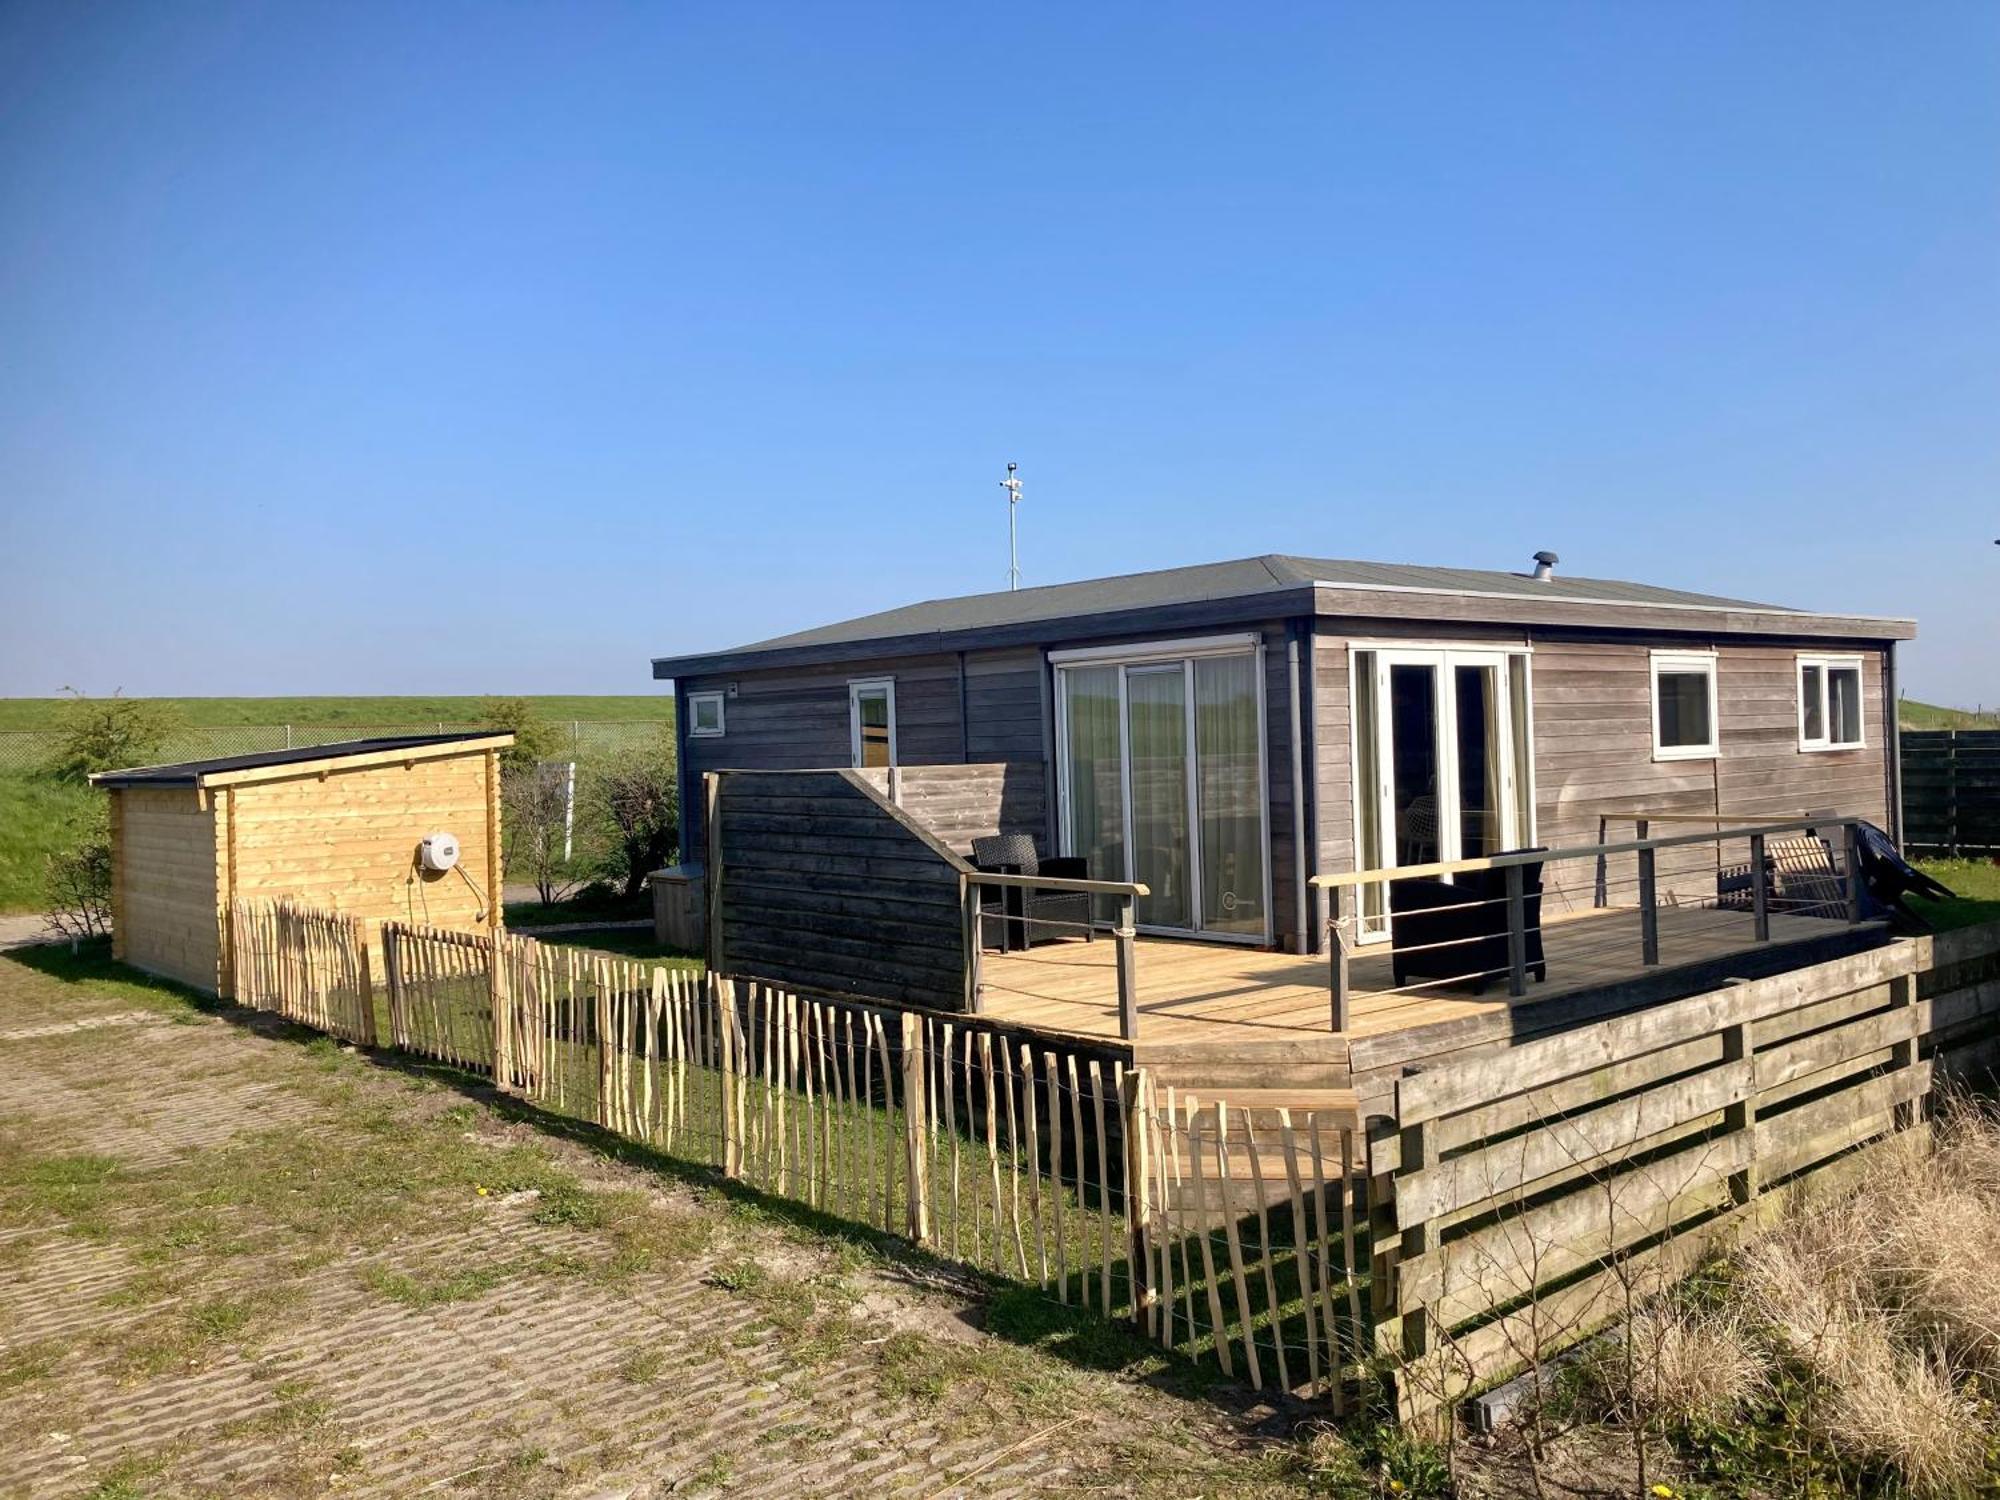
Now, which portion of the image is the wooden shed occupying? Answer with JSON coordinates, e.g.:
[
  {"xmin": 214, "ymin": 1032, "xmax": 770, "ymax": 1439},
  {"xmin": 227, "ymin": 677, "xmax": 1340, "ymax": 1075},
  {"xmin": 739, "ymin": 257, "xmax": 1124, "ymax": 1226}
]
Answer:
[{"xmin": 90, "ymin": 732, "xmax": 512, "ymax": 994}]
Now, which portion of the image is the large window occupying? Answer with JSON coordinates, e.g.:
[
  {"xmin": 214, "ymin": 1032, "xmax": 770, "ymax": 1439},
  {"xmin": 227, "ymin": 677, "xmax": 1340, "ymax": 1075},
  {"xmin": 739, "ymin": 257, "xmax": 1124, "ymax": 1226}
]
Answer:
[
  {"xmin": 1798, "ymin": 655, "xmax": 1864, "ymax": 751},
  {"xmin": 1053, "ymin": 635, "xmax": 1268, "ymax": 941},
  {"xmin": 849, "ymin": 678, "xmax": 896, "ymax": 767},
  {"xmin": 687, "ymin": 690, "xmax": 725, "ymax": 738},
  {"xmin": 1650, "ymin": 651, "xmax": 1718, "ymax": 761}
]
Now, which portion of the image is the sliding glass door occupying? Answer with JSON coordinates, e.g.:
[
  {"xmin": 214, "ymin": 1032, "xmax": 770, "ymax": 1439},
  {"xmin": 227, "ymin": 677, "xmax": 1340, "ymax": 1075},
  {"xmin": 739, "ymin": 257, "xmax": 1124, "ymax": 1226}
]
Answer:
[
  {"xmin": 1351, "ymin": 646, "xmax": 1534, "ymax": 941},
  {"xmin": 1056, "ymin": 640, "xmax": 1269, "ymax": 942}
]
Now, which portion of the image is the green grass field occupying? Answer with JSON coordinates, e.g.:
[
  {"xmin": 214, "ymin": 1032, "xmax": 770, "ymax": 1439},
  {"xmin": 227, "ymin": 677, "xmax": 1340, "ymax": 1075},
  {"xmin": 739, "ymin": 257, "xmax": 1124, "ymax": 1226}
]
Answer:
[
  {"xmin": 1900, "ymin": 697, "xmax": 2000, "ymax": 731},
  {"xmin": 0, "ymin": 695, "xmax": 673, "ymax": 730}
]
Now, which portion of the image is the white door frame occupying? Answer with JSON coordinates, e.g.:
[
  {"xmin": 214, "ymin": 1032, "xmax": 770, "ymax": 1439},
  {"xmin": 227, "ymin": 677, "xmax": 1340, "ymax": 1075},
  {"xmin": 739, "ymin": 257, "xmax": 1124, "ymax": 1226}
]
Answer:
[
  {"xmin": 1052, "ymin": 638, "xmax": 1272, "ymax": 945},
  {"xmin": 848, "ymin": 677, "xmax": 897, "ymax": 767},
  {"xmin": 1347, "ymin": 644, "xmax": 1533, "ymax": 944}
]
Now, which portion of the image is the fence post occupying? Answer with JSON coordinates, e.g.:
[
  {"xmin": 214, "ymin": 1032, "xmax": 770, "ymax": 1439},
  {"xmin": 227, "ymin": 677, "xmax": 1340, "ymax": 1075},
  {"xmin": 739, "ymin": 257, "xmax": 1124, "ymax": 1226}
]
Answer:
[
  {"xmin": 963, "ymin": 879, "xmax": 983, "ymax": 1014},
  {"xmin": 1638, "ymin": 845, "xmax": 1659, "ymax": 966},
  {"xmin": 1505, "ymin": 863, "xmax": 1528, "ymax": 997},
  {"xmin": 1327, "ymin": 884, "xmax": 1350, "ymax": 1033},
  {"xmin": 1123, "ymin": 1067, "xmax": 1155, "ymax": 1334},
  {"xmin": 1115, "ymin": 892, "xmax": 1139, "ymax": 1041},
  {"xmin": 901, "ymin": 1013, "xmax": 930, "ymax": 1244},
  {"xmin": 1723, "ymin": 1020, "xmax": 1759, "ymax": 1205},
  {"xmin": 717, "ymin": 976, "xmax": 740, "ymax": 1179},
  {"xmin": 355, "ymin": 917, "xmax": 377, "ymax": 1047},
  {"xmin": 1750, "ymin": 833, "xmax": 1771, "ymax": 942},
  {"xmin": 1844, "ymin": 821, "xmax": 1865, "ymax": 925},
  {"xmin": 489, "ymin": 931, "xmax": 512, "ymax": 1093}
]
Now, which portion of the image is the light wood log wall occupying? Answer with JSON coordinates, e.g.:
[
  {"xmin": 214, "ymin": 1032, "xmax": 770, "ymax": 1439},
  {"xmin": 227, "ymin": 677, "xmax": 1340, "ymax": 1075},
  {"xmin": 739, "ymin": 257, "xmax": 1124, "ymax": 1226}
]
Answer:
[
  {"xmin": 224, "ymin": 752, "xmax": 498, "ymax": 960},
  {"xmin": 115, "ymin": 786, "xmax": 223, "ymax": 990}
]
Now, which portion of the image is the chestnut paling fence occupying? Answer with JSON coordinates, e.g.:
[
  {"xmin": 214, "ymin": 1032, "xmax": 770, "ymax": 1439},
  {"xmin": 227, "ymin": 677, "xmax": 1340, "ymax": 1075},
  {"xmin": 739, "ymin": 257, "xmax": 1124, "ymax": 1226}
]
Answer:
[
  {"xmin": 222, "ymin": 902, "xmax": 1375, "ymax": 1402},
  {"xmin": 220, "ymin": 900, "xmax": 2000, "ymax": 1420}
]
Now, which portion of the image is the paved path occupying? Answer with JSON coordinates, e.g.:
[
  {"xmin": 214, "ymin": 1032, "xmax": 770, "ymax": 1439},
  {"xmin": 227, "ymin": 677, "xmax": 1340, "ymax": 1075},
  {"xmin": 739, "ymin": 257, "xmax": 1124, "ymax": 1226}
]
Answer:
[{"xmin": 0, "ymin": 948, "xmax": 1300, "ymax": 1499}]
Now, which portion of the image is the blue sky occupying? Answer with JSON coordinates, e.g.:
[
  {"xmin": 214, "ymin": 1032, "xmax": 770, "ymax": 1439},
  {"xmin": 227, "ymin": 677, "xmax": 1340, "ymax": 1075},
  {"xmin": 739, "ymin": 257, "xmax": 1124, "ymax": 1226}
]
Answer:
[{"xmin": 2, "ymin": 2, "xmax": 1995, "ymax": 704}]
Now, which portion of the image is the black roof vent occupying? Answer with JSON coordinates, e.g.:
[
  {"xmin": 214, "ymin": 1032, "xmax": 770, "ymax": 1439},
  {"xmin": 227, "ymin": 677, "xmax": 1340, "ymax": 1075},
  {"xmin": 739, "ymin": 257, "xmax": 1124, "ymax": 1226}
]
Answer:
[{"xmin": 1531, "ymin": 550, "xmax": 1559, "ymax": 582}]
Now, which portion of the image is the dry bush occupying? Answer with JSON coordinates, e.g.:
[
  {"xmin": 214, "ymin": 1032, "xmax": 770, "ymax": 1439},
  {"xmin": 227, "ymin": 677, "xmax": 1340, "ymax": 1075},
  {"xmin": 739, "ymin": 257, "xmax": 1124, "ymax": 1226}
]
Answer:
[
  {"xmin": 1621, "ymin": 1304, "xmax": 1767, "ymax": 1429},
  {"xmin": 1729, "ymin": 1097, "xmax": 2000, "ymax": 1496}
]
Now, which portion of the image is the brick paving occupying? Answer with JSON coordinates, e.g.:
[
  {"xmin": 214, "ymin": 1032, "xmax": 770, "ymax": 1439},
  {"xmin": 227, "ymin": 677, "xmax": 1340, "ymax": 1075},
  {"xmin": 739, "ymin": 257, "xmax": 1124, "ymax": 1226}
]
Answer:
[{"xmin": 0, "ymin": 946, "xmax": 1303, "ymax": 1500}]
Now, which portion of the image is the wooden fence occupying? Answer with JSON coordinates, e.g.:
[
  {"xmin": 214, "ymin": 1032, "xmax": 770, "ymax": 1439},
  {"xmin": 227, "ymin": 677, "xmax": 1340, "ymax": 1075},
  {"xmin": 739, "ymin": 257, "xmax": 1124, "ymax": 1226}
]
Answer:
[
  {"xmin": 221, "ymin": 899, "xmax": 2000, "ymax": 1425},
  {"xmin": 228, "ymin": 899, "xmax": 375, "ymax": 1044},
  {"xmin": 1371, "ymin": 922, "xmax": 2000, "ymax": 1423},
  {"xmin": 1903, "ymin": 729, "xmax": 2000, "ymax": 855}
]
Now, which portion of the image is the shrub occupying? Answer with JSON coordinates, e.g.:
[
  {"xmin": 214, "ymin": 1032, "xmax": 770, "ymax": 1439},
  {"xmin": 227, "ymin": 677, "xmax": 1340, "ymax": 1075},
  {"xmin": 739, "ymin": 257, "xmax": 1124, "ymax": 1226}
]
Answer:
[
  {"xmin": 44, "ymin": 826, "xmax": 112, "ymax": 940},
  {"xmin": 479, "ymin": 698, "xmax": 565, "ymax": 776},
  {"xmin": 45, "ymin": 689, "xmax": 182, "ymax": 783},
  {"xmin": 587, "ymin": 749, "xmax": 678, "ymax": 898}
]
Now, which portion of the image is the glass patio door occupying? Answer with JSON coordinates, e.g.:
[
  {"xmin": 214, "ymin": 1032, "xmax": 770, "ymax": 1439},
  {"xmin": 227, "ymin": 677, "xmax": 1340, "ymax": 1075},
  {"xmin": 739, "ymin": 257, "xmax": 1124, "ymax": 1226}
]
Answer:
[
  {"xmin": 1056, "ymin": 642, "xmax": 1269, "ymax": 942},
  {"xmin": 1352, "ymin": 647, "xmax": 1533, "ymax": 941}
]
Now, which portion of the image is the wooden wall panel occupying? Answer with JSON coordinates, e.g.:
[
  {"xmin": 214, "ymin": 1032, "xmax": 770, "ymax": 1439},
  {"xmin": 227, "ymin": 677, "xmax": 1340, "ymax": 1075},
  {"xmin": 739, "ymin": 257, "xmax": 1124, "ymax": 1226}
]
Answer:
[
  {"xmin": 228, "ymin": 752, "xmax": 498, "ymax": 966},
  {"xmin": 115, "ymin": 787, "xmax": 221, "ymax": 991},
  {"xmin": 712, "ymin": 770, "xmax": 967, "ymax": 1009},
  {"xmin": 1312, "ymin": 626, "xmax": 1894, "ymax": 934}
]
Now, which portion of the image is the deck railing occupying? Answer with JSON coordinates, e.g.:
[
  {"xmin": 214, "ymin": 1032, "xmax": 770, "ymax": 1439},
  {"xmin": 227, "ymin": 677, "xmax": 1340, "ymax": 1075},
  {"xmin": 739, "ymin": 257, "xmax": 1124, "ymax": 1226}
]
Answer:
[
  {"xmin": 965, "ymin": 870, "xmax": 1150, "ymax": 1040},
  {"xmin": 1310, "ymin": 813, "xmax": 1873, "ymax": 1033}
]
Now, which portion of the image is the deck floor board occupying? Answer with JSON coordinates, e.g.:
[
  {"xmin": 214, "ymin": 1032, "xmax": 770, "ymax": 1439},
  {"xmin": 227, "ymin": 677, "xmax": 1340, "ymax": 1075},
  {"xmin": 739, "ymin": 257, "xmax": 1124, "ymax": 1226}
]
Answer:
[{"xmin": 975, "ymin": 904, "xmax": 1848, "ymax": 1048}]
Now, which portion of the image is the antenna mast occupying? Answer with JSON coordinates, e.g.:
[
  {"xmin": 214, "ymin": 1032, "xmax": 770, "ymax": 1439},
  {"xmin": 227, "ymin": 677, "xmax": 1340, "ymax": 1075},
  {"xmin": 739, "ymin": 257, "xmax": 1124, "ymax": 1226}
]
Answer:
[{"xmin": 1000, "ymin": 462, "xmax": 1022, "ymax": 591}]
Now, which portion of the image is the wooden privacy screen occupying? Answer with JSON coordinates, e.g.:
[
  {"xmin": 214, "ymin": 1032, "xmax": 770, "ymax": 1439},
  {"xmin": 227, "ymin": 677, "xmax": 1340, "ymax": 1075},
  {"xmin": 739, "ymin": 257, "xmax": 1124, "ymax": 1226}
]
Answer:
[
  {"xmin": 707, "ymin": 770, "xmax": 970, "ymax": 1011},
  {"xmin": 1372, "ymin": 923, "xmax": 2000, "ymax": 1424}
]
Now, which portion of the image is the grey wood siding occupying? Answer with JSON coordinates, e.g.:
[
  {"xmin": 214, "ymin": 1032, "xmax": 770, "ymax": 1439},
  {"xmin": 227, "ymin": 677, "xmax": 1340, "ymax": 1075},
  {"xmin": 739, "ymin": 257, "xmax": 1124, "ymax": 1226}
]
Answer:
[
  {"xmin": 679, "ymin": 648, "xmax": 1048, "ymax": 861},
  {"xmin": 1311, "ymin": 625, "xmax": 1894, "ymax": 940},
  {"xmin": 710, "ymin": 770, "xmax": 968, "ymax": 1010}
]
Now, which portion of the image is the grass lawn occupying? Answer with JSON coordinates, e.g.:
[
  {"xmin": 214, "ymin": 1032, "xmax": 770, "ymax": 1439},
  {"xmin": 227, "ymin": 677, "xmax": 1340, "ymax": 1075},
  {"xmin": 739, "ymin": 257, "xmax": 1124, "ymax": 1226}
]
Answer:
[
  {"xmin": 0, "ymin": 694, "xmax": 674, "ymax": 729},
  {"xmin": 1912, "ymin": 857, "xmax": 2000, "ymax": 931}
]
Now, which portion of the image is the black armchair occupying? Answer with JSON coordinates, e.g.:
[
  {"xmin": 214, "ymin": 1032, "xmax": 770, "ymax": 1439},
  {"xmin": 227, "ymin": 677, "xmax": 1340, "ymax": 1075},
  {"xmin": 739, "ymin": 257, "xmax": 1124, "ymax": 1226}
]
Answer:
[
  {"xmin": 970, "ymin": 834, "xmax": 1095, "ymax": 950},
  {"xmin": 1389, "ymin": 850, "xmax": 1547, "ymax": 996}
]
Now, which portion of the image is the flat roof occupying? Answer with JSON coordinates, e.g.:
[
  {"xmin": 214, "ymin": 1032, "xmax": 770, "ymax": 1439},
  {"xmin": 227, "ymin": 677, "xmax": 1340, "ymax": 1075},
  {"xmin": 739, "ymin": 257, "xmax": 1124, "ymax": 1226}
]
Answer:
[
  {"xmin": 652, "ymin": 552, "xmax": 1916, "ymax": 678},
  {"xmin": 90, "ymin": 732, "xmax": 514, "ymax": 789}
]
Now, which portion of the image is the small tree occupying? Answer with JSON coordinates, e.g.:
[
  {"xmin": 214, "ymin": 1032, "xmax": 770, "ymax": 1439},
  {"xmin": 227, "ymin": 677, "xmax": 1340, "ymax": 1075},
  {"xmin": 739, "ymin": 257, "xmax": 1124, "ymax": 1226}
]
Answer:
[
  {"xmin": 46, "ymin": 689, "xmax": 183, "ymax": 782},
  {"xmin": 588, "ymin": 750, "xmax": 679, "ymax": 899},
  {"xmin": 479, "ymin": 698, "xmax": 565, "ymax": 776},
  {"xmin": 504, "ymin": 762, "xmax": 574, "ymax": 906}
]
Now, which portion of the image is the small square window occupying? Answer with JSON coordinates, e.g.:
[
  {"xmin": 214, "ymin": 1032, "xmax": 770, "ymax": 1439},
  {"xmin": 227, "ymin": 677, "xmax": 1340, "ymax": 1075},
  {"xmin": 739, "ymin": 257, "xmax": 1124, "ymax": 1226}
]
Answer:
[
  {"xmin": 1650, "ymin": 652, "xmax": 1718, "ymax": 760},
  {"xmin": 687, "ymin": 691, "xmax": 725, "ymax": 738},
  {"xmin": 1798, "ymin": 656, "xmax": 1864, "ymax": 751}
]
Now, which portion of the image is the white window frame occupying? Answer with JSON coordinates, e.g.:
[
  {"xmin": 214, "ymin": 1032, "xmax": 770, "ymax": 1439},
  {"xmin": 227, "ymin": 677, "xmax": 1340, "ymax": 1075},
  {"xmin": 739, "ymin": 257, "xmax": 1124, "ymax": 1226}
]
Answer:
[
  {"xmin": 1797, "ymin": 653, "xmax": 1866, "ymax": 752},
  {"xmin": 1649, "ymin": 650, "xmax": 1720, "ymax": 762},
  {"xmin": 848, "ymin": 677, "xmax": 897, "ymax": 768},
  {"xmin": 687, "ymin": 690, "xmax": 725, "ymax": 738}
]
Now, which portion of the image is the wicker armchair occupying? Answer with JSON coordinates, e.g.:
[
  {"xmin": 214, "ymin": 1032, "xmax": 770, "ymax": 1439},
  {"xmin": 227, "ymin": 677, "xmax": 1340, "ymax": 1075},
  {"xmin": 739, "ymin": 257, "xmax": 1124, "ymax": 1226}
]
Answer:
[{"xmin": 970, "ymin": 834, "xmax": 1095, "ymax": 951}]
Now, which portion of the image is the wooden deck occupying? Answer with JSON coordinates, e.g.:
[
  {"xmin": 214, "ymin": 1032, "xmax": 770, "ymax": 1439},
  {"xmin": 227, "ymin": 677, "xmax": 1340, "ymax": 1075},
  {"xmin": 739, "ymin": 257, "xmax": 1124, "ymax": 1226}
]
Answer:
[{"xmin": 975, "ymin": 903, "xmax": 1858, "ymax": 1050}]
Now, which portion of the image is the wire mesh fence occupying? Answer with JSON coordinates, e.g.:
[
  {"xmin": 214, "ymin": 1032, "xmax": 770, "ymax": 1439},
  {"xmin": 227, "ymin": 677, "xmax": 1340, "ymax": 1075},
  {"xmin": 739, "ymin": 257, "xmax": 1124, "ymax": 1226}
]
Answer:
[{"xmin": 0, "ymin": 720, "xmax": 669, "ymax": 775}]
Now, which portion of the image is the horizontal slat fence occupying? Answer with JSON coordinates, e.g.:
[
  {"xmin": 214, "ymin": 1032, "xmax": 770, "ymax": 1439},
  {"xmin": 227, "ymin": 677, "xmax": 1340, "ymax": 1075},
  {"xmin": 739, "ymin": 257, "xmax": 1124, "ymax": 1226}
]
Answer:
[
  {"xmin": 1373, "ymin": 924, "xmax": 2000, "ymax": 1424},
  {"xmin": 1902, "ymin": 729, "xmax": 2000, "ymax": 855}
]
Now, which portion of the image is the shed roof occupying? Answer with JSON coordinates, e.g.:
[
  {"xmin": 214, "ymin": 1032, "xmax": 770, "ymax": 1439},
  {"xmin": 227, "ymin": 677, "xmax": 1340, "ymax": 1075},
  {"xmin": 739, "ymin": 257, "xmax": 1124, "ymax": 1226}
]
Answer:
[
  {"xmin": 90, "ymin": 732, "xmax": 514, "ymax": 790},
  {"xmin": 652, "ymin": 552, "xmax": 1914, "ymax": 678}
]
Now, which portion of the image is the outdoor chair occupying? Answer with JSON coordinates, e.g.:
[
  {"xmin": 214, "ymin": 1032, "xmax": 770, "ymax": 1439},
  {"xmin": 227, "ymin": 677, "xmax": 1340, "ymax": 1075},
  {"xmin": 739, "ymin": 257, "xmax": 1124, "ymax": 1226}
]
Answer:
[
  {"xmin": 1389, "ymin": 850, "xmax": 1547, "ymax": 996},
  {"xmin": 970, "ymin": 834, "xmax": 1095, "ymax": 951}
]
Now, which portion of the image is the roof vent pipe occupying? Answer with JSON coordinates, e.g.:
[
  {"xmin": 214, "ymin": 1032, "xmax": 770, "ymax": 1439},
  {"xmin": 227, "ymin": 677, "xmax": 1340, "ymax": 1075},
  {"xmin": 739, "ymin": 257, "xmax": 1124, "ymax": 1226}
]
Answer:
[{"xmin": 1531, "ymin": 550, "xmax": 1559, "ymax": 582}]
